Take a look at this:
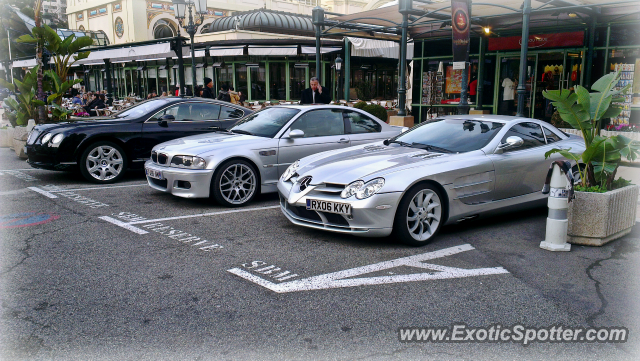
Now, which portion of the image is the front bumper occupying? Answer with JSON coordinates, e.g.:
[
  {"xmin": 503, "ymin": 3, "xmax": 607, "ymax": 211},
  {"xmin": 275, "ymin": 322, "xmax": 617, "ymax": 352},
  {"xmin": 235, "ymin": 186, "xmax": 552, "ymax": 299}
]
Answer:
[
  {"xmin": 144, "ymin": 160, "xmax": 214, "ymax": 198},
  {"xmin": 277, "ymin": 178, "xmax": 399, "ymax": 237},
  {"xmin": 26, "ymin": 144, "xmax": 77, "ymax": 171}
]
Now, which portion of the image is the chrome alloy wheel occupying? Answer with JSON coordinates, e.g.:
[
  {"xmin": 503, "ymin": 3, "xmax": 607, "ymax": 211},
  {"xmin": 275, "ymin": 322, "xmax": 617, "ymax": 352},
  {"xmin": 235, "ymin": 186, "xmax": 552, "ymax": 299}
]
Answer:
[
  {"xmin": 218, "ymin": 163, "xmax": 257, "ymax": 205},
  {"xmin": 406, "ymin": 189, "xmax": 442, "ymax": 241},
  {"xmin": 85, "ymin": 145, "xmax": 124, "ymax": 181}
]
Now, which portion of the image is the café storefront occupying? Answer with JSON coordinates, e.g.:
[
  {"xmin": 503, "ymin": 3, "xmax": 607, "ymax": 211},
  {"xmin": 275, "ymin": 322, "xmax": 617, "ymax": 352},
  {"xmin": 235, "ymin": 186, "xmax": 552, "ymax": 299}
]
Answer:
[{"xmin": 412, "ymin": 20, "xmax": 640, "ymax": 125}]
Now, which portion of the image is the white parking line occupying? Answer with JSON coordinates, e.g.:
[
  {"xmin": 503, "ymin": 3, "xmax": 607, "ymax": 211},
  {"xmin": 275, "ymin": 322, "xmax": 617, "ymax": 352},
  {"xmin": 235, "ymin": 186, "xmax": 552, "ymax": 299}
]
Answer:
[
  {"xmin": 0, "ymin": 168, "xmax": 39, "ymax": 171},
  {"xmin": 45, "ymin": 184, "xmax": 148, "ymax": 192},
  {"xmin": 228, "ymin": 244, "xmax": 510, "ymax": 293},
  {"xmin": 128, "ymin": 205, "xmax": 281, "ymax": 224},
  {"xmin": 99, "ymin": 216, "xmax": 149, "ymax": 234},
  {"xmin": 27, "ymin": 187, "xmax": 58, "ymax": 198}
]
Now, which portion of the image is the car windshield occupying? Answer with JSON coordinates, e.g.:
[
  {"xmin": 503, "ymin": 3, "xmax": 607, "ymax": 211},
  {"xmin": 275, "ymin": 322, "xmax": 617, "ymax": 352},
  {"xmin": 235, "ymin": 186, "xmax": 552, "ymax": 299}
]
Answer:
[
  {"xmin": 391, "ymin": 118, "xmax": 504, "ymax": 153},
  {"xmin": 229, "ymin": 107, "xmax": 300, "ymax": 138},
  {"xmin": 112, "ymin": 99, "xmax": 173, "ymax": 119}
]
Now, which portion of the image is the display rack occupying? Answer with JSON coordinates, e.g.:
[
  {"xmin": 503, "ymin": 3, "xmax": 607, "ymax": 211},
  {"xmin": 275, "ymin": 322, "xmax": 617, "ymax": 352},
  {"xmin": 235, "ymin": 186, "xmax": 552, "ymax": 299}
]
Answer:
[{"xmin": 612, "ymin": 63, "xmax": 635, "ymax": 125}]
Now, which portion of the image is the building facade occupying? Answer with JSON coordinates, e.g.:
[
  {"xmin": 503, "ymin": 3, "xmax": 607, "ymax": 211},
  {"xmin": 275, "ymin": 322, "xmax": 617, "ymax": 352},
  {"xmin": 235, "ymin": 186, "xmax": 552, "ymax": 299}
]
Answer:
[
  {"xmin": 65, "ymin": 0, "xmax": 378, "ymax": 45},
  {"xmin": 42, "ymin": 0, "xmax": 68, "ymax": 22}
]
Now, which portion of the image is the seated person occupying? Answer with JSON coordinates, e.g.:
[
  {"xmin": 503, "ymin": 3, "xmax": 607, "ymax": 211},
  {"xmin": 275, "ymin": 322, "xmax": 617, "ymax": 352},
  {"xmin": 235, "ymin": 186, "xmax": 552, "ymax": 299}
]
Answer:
[{"xmin": 85, "ymin": 94, "xmax": 106, "ymax": 115}]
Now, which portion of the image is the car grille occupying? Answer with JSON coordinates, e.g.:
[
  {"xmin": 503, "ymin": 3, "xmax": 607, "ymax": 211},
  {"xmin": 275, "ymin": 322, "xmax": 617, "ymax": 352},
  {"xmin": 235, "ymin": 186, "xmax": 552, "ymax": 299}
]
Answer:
[
  {"xmin": 151, "ymin": 151, "xmax": 158, "ymax": 163},
  {"xmin": 27, "ymin": 130, "xmax": 40, "ymax": 145},
  {"xmin": 149, "ymin": 177, "xmax": 168, "ymax": 189},
  {"xmin": 157, "ymin": 153, "xmax": 169, "ymax": 165}
]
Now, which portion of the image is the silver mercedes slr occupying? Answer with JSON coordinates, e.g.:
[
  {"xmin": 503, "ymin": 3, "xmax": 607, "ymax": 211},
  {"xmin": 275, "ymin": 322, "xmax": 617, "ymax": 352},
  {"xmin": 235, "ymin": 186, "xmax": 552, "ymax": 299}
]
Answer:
[
  {"xmin": 278, "ymin": 115, "xmax": 586, "ymax": 246},
  {"xmin": 144, "ymin": 105, "xmax": 406, "ymax": 206}
]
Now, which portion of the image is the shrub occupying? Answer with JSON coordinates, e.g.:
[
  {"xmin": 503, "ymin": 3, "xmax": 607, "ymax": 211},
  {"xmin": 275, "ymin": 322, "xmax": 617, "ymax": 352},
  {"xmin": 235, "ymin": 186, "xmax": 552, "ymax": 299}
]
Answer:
[
  {"xmin": 354, "ymin": 81, "xmax": 375, "ymax": 101},
  {"xmin": 362, "ymin": 104, "xmax": 388, "ymax": 122},
  {"xmin": 353, "ymin": 101, "xmax": 367, "ymax": 109}
]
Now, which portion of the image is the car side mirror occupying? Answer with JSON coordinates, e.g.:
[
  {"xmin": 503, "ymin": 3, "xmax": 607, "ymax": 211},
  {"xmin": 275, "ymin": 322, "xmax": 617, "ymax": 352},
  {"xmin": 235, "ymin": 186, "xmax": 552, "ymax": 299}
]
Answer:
[
  {"xmin": 496, "ymin": 136, "xmax": 524, "ymax": 153},
  {"xmin": 289, "ymin": 129, "xmax": 305, "ymax": 139},
  {"xmin": 158, "ymin": 114, "xmax": 174, "ymax": 127}
]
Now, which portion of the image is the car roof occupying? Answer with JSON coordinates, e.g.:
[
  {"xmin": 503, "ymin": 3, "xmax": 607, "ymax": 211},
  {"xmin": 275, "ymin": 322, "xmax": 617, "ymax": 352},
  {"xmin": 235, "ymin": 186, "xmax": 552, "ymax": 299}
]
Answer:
[
  {"xmin": 440, "ymin": 114, "xmax": 539, "ymax": 124},
  {"xmin": 270, "ymin": 105, "xmax": 356, "ymax": 110}
]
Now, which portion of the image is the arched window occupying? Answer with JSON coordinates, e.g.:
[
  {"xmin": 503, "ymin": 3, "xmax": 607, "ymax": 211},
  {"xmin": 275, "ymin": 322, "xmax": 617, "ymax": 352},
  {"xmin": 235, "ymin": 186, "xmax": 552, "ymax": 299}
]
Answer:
[{"xmin": 153, "ymin": 20, "xmax": 177, "ymax": 39}]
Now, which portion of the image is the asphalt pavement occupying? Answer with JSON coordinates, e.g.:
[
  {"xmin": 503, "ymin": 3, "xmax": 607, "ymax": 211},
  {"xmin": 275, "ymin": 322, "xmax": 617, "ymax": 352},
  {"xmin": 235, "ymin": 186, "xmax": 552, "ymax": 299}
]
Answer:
[{"xmin": 0, "ymin": 147, "xmax": 639, "ymax": 360}]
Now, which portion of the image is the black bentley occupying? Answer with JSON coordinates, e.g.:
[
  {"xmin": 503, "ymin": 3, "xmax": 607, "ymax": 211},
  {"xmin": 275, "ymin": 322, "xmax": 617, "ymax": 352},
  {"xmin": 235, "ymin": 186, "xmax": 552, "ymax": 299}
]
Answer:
[{"xmin": 25, "ymin": 97, "xmax": 251, "ymax": 183}]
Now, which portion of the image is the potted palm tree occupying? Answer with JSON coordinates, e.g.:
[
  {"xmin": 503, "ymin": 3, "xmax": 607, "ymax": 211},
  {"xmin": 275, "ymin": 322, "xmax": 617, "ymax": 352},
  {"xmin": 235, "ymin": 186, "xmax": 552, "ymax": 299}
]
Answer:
[
  {"xmin": 0, "ymin": 66, "xmax": 45, "ymax": 158},
  {"xmin": 543, "ymin": 71, "xmax": 639, "ymax": 246}
]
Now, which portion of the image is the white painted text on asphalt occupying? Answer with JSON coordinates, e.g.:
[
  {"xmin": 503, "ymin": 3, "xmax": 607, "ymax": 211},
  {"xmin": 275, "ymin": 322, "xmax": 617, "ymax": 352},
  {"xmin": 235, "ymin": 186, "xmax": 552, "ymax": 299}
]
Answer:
[
  {"xmin": 42, "ymin": 185, "xmax": 109, "ymax": 208},
  {"xmin": 114, "ymin": 212, "xmax": 223, "ymax": 252}
]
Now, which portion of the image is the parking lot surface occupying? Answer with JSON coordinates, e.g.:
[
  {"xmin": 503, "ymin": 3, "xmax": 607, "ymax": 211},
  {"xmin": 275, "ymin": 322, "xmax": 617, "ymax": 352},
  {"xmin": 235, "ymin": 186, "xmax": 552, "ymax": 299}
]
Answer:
[{"xmin": 1, "ymin": 147, "xmax": 639, "ymax": 360}]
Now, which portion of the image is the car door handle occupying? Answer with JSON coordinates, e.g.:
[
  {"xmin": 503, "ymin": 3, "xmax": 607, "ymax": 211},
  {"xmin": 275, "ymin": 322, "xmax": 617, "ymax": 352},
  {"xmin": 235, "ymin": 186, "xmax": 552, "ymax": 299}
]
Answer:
[{"xmin": 338, "ymin": 138, "xmax": 350, "ymax": 144}]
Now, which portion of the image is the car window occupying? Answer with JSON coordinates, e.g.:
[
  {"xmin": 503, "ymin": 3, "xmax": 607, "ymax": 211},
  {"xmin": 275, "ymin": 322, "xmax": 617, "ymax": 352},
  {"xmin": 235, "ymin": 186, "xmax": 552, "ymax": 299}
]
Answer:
[
  {"xmin": 220, "ymin": 106, "xmax": 245, "ymax": 119},
  {"xmin": 346, "ymin": 111, "xmax": 381, "ymax": 134},
  {"xmin": 230, "ymin": 107, "xmax": 299, "ymax": 138},
  {"xmin": 542, "ymin": 125, "xmax": 562, "ymax": 143},
  {"xmin": 189, "ymin": 102, "xmax": 220, "ymax": 121},
  {"xmin": 392, "ymin": 118, "xmax": 504, "ymax": 153},
  {"xmin": 290, "ymin": 109, "xmax": 345, "ymax": 138},
  {"xmin": 114, "ymin": 99, "xmax": 173, "ymax": 119},
  {"xmin": 501, "ymin": 122, "xmax": 546, "ymax": 151},
  {"xmin": 151, "ymin": 103, "xmax": 190, "ymax": 121}
]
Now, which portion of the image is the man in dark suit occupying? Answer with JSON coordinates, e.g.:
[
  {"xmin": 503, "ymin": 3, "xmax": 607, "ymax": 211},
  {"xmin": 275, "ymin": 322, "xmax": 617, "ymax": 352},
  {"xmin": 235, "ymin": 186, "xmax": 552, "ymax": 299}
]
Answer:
[
  {"xmin": 201, "ymin": 77, "xmax": 215, "ymax": 99},
  {"xmin": 300, "ymin": 77, "xmax": 331, "ymax": 105}
]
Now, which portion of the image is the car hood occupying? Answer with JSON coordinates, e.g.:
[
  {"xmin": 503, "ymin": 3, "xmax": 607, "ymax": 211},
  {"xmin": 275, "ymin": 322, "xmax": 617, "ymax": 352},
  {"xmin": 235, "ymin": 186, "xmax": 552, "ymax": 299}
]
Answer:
[
  {"xmin": 153, "ymin": 132, "xmax": 272, "ymax": 156},
  {"xmin": 33, "ymin": 117, "xmax": 129, "ymax": 132},
  {"xmin": 297, "ymin": 143, "xmax": 472, "ymax": 185}
]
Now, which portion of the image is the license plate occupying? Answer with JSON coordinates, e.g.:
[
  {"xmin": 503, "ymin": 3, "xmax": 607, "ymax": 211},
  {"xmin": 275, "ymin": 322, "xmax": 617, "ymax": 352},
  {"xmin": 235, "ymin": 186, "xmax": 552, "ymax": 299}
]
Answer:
[
  {"xmin": 145, "ymin": 167, "xmax": 164, "ymax": 180},
  {"xmin": 306, "ymin": 199, "xmax": 352, "ymax": 215}
]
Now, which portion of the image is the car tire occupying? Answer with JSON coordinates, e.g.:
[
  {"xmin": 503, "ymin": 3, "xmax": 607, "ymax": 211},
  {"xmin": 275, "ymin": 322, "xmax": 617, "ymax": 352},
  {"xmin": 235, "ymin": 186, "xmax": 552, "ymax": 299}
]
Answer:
[
  {"xmin": 79, "ymin": 141, "xmax": 128, "ymax": 184},
  {"xmin": 212, "ymin": 159, "xmax": 258, "ymax": 207},
  {"xmin": 393, "ymin": 183, "xmax": 445, "ymax": 246}
]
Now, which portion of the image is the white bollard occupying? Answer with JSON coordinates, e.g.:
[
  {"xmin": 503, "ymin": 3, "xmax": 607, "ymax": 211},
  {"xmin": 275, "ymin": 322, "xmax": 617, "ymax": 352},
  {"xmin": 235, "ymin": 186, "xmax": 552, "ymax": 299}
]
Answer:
[{"xmin": 540, "ymin": 164, "xmax": 571, "ymax": 252}]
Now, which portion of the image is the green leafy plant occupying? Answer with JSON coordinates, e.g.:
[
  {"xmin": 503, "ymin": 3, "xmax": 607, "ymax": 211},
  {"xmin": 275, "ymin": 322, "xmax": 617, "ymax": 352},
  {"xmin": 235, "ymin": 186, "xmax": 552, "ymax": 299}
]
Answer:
[
  {"xmin": 16, "ymin": 24, "xmax": 92, "ymax": 122},
  {"xmin": 17, "ymin": 25, "xmax": 92, "ymax": 83},
  {"xmin": 0, "ymin": 65, "xmax": 45, "ymax": 126},
  {"xmin": 542, "ymin": 71, "xmax": 640, "ymax": 191},
  {"xmin": 353, "ymin": 101, "xmax": 367, "ymax": 109},
  {"xmin": 362, "ymin": 104, "xmax": 388, "ymax": 122},
  {"xmin": 354, "ymin": 81, "xmax": 375, "ymax": 101},
  {"xmin": 44, "ymin": 70, "xmax": 82, "ymax": 121}
]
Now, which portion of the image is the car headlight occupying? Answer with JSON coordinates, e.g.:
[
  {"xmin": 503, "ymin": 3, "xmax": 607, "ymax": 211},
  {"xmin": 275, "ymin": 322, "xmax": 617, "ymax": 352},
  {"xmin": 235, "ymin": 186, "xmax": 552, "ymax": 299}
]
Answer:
[
  {"xmin": 356, "ymin": 178, "xmax": 385, "ymax": 199},
  {"xmin": 341, "ymin": 180, "xmax": 364, "ymax": 199},
  {"xmin": 171, "ymin": 155, "xmax": 206, "ymax": 169},
  {"xmin": 51, "ymin": 133, "xmax": 65, "ymax": 145},
  {"xmin": 40, "ymin": 133, "xmax": 52, "ymax": 144},
  {"xmin": 281, "ymin": 160, "xmax": 299, "ymax": 182},
  {"xmin": 341, "ymin": 178, "xmax": 385, "ymax": 199}
]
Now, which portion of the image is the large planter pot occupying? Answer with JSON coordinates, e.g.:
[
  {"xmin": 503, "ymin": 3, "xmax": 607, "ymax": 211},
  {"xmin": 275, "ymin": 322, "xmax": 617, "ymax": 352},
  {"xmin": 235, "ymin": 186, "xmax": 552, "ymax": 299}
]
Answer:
[
  {"xmin": 567, "ymin": 185, "xmax": 639, "ymax": 246},
  {"xmin": 0, "ymin": 126, "xmax": 13, "ymax": 148},
  {"xmin": 12, "ymin": 126, "xmax": 29, "ymax": 159},
  {"xmin": 603, "ymin": 130, "xmax": 640, "ymax": 141}
]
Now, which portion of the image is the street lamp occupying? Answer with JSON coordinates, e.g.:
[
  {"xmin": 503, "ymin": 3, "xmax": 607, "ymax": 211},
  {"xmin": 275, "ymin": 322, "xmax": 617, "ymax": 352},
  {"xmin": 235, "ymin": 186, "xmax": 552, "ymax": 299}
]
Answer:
[
  {"xmin": 335, "ymin": 55, "xmax": 343, "ymax": 101},
  {"xmin": 172, "ymin": 0, "xmax": 206, "ymax": 95}
]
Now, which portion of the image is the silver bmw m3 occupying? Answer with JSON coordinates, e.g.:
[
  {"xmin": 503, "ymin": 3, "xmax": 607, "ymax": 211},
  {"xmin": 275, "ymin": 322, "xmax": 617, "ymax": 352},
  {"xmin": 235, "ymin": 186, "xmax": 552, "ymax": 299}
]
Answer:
[
  {"xmin": 277, "ymin": 115, "xmax": 586, "ymax": 246},
  {"xmin": 144, "ymin": 105, "xmax": 405, "ymax": 206}
]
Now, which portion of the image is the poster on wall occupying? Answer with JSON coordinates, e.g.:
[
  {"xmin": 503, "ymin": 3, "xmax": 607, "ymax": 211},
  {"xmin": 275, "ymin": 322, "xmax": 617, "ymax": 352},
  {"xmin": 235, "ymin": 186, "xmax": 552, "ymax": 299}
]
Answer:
[
  {"xmin": 445, "ymin": 66, "xmax": 471, "ymax": 94},
  {"xmin": 446, "ymin": 66, "xmax": 462, "ymax": 94}
]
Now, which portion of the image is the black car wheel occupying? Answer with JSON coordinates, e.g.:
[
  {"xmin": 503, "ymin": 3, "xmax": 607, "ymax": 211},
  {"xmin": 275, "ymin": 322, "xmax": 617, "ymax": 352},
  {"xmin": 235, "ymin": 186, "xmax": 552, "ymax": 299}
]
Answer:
[
  {"xmin": 79, "ymin": 141, "xmax": 127, "ymax": 184},
  {"xmin": 212, "ymin": 159, "xmax": 258, "ymax": 207},
  {"xmin": 393, "ymin": 183, "xmax": 445, "ymax": 246}
]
